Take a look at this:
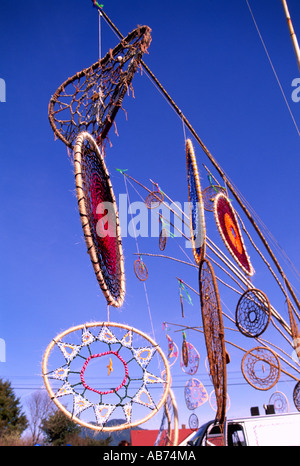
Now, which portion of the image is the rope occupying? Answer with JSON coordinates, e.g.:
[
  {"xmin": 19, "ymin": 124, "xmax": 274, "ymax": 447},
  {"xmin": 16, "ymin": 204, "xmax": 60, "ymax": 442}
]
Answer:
[
  {"xmin": 122, "ymin": 174, "xmax": 158, "ymax": 357},
  {"xmin": 98, "ymin": 9, "xmax": 102, "ymax": 61},
  {"xmin": 245, "ymin": 0, "xmax": 300, "ymax": 137}
]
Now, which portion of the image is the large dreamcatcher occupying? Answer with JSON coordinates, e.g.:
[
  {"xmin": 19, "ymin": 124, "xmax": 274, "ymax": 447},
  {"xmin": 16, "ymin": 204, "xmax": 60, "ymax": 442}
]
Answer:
[
  {"xmin": 49, "ymin": 26, "xmax": 152, "ymax": 150},
  {"xmin": 74, "ymin": 131, "xmax": 125, "ymax": 307},
  {"xmin": 186, "ymin": 139, "xmax": 206, "ymax": 265},
  {"xmin": 199, "ymin": 258, "xmax": 228, "ymax": 426},
  {"xmin": 214, "ymin": 193, "xmax": 254, "ymax": 276},
  {"xmin": 42, "ymin": 322, "xmax": 170, "ymax": 431}
]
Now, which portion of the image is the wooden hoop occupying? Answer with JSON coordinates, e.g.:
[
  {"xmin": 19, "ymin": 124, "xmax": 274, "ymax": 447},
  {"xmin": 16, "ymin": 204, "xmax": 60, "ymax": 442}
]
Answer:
[
  {"xmin": 74, "ymin": 131, "xmax": 125, "ymax": 308},
  {"xmin": 42, "ymin": 321, "xmax": 171, "ymax": 432},
  {"xmin": 186, "ymin": 139, "xmax": 206, "ymax": 264}
]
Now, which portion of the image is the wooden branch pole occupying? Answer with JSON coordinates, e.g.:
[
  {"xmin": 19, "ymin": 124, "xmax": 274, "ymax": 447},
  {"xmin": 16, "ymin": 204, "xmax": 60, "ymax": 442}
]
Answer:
[{"xmin": 98, "ymin": 7, "xmax": 300, "ymax": 314}]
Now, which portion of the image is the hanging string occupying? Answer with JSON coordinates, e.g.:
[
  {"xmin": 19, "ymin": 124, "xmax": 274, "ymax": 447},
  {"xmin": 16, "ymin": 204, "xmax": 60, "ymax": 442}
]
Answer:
[
  {"xmin": 245, "ymin": 0, "xmax": 300, "ymax": 137},
  {"xmin": 98, "ymin": 9, "xmax": 102, "ymax": 61},
  {"xmin": 122, "ymin": 172, "xmax": 158, "ymax": 353}
]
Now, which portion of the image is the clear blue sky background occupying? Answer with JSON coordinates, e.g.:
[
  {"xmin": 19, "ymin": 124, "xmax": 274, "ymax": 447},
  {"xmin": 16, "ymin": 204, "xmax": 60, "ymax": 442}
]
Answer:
[{"xmin": 1, "ymin": 0, "xmax": 300, "ymax": 434}]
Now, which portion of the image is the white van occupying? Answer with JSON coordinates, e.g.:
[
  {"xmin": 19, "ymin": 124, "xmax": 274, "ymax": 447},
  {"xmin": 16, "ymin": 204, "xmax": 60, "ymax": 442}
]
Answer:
[{"xmin": 181, "ymin": 412, "xmax": 300, "ymax": 446}]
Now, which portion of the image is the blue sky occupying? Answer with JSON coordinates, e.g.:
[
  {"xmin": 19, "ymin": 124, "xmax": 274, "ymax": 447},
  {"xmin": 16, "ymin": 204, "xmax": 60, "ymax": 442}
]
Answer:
[{"xmin": 1, "ymin": 0, "xmax": 300, "ymax": 435}]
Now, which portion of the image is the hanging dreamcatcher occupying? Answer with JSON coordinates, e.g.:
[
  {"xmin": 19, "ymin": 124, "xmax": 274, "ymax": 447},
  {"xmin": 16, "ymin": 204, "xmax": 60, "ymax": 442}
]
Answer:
[
  {"xmin": 202, "ymin": 174, "xmax": 227, "ymax": 212},
  {"xmin": 42, "ymin": 322, "xmax": 171, "ymax": 432},
  {"xmin": 181, "ymin": 331, "xmax": 189, "ymax": 368},
  {"xmin": 199, "ymin": 258, "xmax": 228, "ymax": 426},
  {"xmin": 235, "ymin": 288, "xmax": 271, "ymax": 338},
  {"xmin": 48, "ymin": 26, "xmax": 152, "ymax": 150},
  {"xmin": 145, "ymin": 182, "xmax": 164, "ymax": 209},
  {"xmin": 188, "ymin": 413, "xmax": 199, "ymax": 431},
  {"xmin": 209, "ymin": 390, "xmax": 231, "ymax": 414},
  {"xmin": 269, "ymin": 391, "xmax": 289, "ymax": 413},
  {"xmin": 134, "ymin": 256, "xmax": 148, "ymax": 281},
  {"xmin": 74, "ymin": 131, "xmax": 125, "ymax": 307},
  {"xmin": 186, "ymin": 139, "xmax": 206, "ymax": 264},
  {"xmin": 163, "ymin": 323, "xmax": 178, "ymax": 368},
  {"xmin": 184, "ymin": 378, "xmax": 208, "ymax": 410},
  {"xmin": 241, "ymin": 346, "xmax": 281, "ymax": 391},
  {"xmin": 159, "ymin": 215, "xmax": 168, "ymax": 251},
  {"xmin": 214, "ymin": 192, "xmax": 254, "ymax": 276},
  {"xmin": 180, "ymin": 341, "xmax": 200, "ymax": 376}
]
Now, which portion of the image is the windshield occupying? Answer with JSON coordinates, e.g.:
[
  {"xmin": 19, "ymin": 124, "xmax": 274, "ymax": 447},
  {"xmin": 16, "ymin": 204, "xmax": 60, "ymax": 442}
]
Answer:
[{"xmin": 187, "ymin": 421, "xmax": 212, "ymax": 446}]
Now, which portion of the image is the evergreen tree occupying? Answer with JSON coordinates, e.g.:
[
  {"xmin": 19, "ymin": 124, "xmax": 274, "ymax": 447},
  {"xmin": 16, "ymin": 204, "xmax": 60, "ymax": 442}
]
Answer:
[
  {"xmin": 0, "ymin": 378, "xmax": 28, "ymax": 438},
  {"xmin": 41, "ymin": 408, "xmax": 81, "ymax": 446}
]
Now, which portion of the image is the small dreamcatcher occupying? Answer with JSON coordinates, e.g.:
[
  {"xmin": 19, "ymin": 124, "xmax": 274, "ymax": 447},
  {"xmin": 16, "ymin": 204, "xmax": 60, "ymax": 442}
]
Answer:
[
  {"xmin": 241, "ymin": 346, "xmax": 281, "ymax": 391},
  {"xmin": 186, "ymin": 139, "xmax": 206, "ymax": 264},
  {"xmin": 180, "ymin": 341, "xmax": 200, "ymax": 376},
  {"xmin": 159, "ymin": 228, "xmax": 168, "ymax": 251},
  {"xmin": 163, "ymin": 323, "xmax": 178, "ymax": 367},
  {"xmin": 134, "ymin": 256, "xmax": 148, "ymax": 281},
  {"xmin": 145, "ymin": 183, "xmax": 164, "ymax": 209},
  {"xmin": 74, "ymin": 131, "xmax": 125, "ymax": 308},
  {"xmin": 235, "ymin": 289, "xmax": 271, "ymax": 338},
  {"xmin": 189, "ymin": 413, "xmax": 199, "ymax": 431},
  {"xmin": 202, "ymin": 174, "xmax": 227, "ymax": 212},
  {"xmin": 42, "ymin": 322, "xmax": 170, "ymax": 432},
  {"xmin": 181, "ymin": 332, "xmax": 189, "ymax": 368},
  {"xmin": 184, "ymin": 378, "xmax": 208, "ymax": 410},
  {"xmin": 209, "ymin": 390, "xmax": 231, "ymax": 413},
  {"xmin": 269, "ymin": 391, "xmax": 289, "ymax": 413},
  {"xmin": 214, "ymin": 193, "xmax": 254, "ymax": 276}
]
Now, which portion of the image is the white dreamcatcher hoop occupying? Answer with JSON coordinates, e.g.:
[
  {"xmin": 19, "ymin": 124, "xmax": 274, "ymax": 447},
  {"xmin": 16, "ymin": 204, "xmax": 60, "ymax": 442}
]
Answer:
[{"xmin": 42, "ymin": 321, "xmax": 171, "ymax": 432}]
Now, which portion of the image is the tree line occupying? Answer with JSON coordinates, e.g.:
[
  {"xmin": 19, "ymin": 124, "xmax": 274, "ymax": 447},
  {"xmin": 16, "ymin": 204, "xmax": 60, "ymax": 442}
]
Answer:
[{"xmin": 0, "ymin": 377, "xmax": 111, "ymax": 446}]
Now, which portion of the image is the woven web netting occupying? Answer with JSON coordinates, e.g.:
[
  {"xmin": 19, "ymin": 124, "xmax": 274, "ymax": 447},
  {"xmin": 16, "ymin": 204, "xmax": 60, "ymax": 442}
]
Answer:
[
  {"xmin": 74, "ymin": 132, "xmax": 125, "ymax": 307},
  {"xmin": 49, "ymin": 26, "xmax": 152, "ymax": 151},
  {"xmin": 42, "ymin": 323, "xmax": 170, "ymax": 432},
  {"xmin": 199, "ymin": 259, "xmax": 227, "ymax": 425},
  {"xmin": 186, "ymin": 139, "xmax": 206, "ymax": 264},
  {"xmin": 235, "ymin": 289, "xmax": 271, "ymax": 338}
]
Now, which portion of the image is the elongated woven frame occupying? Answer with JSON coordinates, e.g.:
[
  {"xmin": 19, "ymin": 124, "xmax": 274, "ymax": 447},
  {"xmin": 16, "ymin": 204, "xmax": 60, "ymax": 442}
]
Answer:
[
  {"xmin": 214, "ymin": 192, "xmax": 254, "ymax": 276},
  {"xmin": 42, "ymin": 321, "xmax": 171, "ymax": 432},
  {"xmin": 74, "ymin": 131, "xmax": 125, "ymax": 307},
  {"xmin": 49, "ymin": 26, "xmax": 152, "ymax": 150},
  {"xmin": 186, "ymin": 139, "xmax": 206, "ymax": 264},
  {"xmin": 199, "ymin": 259, "xmax": 227, "ymax": 426}
]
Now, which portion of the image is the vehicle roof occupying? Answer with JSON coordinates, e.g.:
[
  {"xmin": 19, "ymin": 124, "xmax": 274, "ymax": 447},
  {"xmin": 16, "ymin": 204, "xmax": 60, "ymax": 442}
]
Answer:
[{"xmin": 226, "ymin": 411, "xmax": 300, "ymax": 423}]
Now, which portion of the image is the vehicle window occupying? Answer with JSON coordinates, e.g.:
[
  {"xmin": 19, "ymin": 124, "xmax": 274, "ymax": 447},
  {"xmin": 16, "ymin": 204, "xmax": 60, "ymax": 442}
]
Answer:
[
  {"xmin": 196, "ymin": 423, "xmax": 225, "ymax": 446},
  {"xmin": 188, "ymin": 422, "xmax": 212, "ymax": 446},
  {"xmin": 227, "ymin": 423, "xmax": 247, "ymax": 446}
]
